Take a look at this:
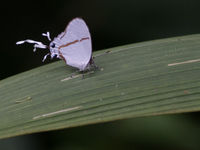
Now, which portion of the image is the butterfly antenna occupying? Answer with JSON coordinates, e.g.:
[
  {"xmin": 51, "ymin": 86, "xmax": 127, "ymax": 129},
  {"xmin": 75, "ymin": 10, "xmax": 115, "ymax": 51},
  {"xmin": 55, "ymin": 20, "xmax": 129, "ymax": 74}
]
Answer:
[{"xmin": 16, "ymin": 39, "xmax": 47, "ymax": 52}]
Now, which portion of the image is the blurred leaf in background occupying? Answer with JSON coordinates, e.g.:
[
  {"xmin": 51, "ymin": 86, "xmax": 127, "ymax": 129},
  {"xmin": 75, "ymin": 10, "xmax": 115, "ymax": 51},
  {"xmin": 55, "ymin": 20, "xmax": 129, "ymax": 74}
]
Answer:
[{"xmin": 0, "ymin": 114, "xmax": 200, "ymax": 150}]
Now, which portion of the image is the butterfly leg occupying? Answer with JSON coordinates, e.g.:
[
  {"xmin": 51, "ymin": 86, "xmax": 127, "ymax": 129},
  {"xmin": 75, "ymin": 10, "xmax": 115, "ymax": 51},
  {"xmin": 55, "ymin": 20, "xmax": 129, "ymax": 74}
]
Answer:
[
  {"xmin": 81, "ymin": 73, "xmax": 85, "ymax": 79},
  {"xmin": 42, "ymin": 53, "xmax": 50, "ymax": 62},
  {"xmin": 93, "ymin": 62, "xmax": 99, "ymax": 70},
  {"xmin": 42, "ymin": 32, "xmax": 51, "ymax": 41}
]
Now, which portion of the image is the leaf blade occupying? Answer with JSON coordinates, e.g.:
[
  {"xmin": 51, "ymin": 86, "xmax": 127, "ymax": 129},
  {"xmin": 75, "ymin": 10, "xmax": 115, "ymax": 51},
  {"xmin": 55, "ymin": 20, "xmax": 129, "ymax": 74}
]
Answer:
[{"xmin": 1, "ymin": 34, "xmax": 200, "ymax": 139}]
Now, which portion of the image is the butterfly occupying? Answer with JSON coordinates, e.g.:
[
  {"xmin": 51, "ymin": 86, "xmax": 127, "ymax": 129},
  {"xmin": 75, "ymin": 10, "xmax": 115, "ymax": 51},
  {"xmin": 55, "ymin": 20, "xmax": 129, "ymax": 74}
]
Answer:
[{"xmin": 16, "ymin": 18, "xmax": 97, "ymax": 71}]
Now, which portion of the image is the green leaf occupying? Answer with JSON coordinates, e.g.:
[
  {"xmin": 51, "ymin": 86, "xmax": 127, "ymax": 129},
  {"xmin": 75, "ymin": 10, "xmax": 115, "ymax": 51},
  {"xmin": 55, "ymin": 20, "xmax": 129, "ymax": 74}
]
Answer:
[{"xmin": 1, "ymin": 34, "xmax": 200, "ymax": 139}]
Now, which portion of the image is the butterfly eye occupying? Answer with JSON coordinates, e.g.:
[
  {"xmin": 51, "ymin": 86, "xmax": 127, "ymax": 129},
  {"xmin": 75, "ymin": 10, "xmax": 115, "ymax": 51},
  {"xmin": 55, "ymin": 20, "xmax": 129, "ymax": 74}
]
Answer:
[{"xmin": 50, "ymin": 43, "xmax": 55, "ymax": 48}]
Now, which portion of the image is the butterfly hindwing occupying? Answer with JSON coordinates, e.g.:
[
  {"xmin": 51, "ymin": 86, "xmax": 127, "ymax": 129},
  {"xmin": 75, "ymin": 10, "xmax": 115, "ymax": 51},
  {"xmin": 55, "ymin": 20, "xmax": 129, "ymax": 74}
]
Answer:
[{"xmin": 56, "ymin": 18, "xmax": 92, "ymax": 70}]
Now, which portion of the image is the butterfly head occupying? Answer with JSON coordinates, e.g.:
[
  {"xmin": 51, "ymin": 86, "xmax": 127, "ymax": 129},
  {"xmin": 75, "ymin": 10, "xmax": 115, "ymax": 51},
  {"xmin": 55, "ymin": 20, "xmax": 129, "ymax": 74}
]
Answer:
[{"xmin": 49, "ymin": 42, "xmax": 60, "ymax": 59}]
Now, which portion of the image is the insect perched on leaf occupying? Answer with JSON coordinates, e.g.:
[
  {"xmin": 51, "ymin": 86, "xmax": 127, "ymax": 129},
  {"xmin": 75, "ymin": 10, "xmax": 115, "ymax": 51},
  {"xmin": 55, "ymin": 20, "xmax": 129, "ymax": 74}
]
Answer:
[{"xmin": 16, "ymin": 18, "xmax": 97, "ymax": 71}]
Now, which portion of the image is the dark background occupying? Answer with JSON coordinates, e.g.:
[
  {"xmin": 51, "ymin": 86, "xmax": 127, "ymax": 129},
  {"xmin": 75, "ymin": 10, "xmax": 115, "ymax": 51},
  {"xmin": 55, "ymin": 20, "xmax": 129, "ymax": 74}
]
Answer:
[
  {"xmin": 1, "ymin": 0, "xmax": 200, "ymax": 80},
  {"xmin": 1, "ymin": 0, "xmax": 200, "ymax": 149}
]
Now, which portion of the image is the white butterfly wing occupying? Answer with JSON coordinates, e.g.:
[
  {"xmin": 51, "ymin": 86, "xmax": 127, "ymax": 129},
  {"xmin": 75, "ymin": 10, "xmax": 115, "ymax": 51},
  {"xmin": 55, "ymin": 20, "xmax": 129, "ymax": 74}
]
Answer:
[{"xmin": 55, "ymin": 18, "xmax": 92, "ymax": 71}]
